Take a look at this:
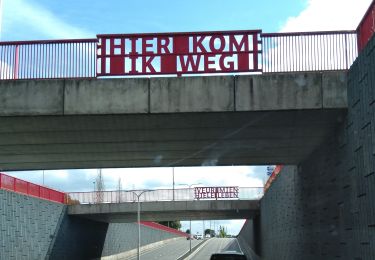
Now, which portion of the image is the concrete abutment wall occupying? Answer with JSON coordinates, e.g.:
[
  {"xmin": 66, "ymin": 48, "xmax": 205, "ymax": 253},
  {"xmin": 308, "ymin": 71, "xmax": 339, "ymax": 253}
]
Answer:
[
  {"xmin": 0, "ymin": 189, "xmax": 107, "ymax": 259},
  {"xmin": 259, "ymin": 35, "xmax": 375, "ymax": 259}
]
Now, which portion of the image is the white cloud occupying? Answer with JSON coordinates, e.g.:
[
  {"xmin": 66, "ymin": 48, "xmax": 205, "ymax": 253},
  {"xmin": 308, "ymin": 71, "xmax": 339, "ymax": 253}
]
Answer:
[
  {"xmin": 2, "ymin": 0, "xmax": 94, "ymax": 39},
  {"xmin": 280, "ymin": 0, "xmax": 372, "ymax": 32}
]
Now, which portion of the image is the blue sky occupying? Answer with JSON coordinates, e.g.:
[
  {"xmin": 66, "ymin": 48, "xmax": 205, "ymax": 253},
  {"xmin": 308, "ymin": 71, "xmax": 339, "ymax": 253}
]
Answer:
[
  {"xmin": 1, "ymin": 0, "xmax": 372, "ymax": 235},
  {"xmin": 2, "ymin": 0, "xmax": 308, "ymax": 41}
]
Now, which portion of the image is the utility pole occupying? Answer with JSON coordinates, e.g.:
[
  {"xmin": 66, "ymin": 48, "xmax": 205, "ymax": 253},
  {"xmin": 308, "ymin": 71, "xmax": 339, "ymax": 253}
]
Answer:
[
  {"xmin": 95, "ymin": 169, "xmax": 105, "ymax": 203},
  {"xmin": 172, "ymin": 167, "xmax": 175, "ymax": 201},
  {"xmin": 117, "ymin": 177, "xmax": 122, "ymax": 203}
]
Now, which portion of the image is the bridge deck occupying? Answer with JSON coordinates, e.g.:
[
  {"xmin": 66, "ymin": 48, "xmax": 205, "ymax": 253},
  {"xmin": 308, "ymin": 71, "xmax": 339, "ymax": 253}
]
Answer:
[
  {"xmin": 68, "ymin": 200, "xmax": 260, "ymax": 222},
  {"xmin": 0, "ymin": 72, "xmax": 346, "ymax": 170}
]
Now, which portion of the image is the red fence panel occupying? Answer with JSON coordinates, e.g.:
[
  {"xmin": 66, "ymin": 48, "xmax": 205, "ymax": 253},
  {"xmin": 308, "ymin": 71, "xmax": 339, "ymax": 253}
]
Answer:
[
  {"xmin": 0, "ymin": 173, "xmax": 66, "ymax": 204},
  {"xmin": 15, "ymin": 179, "xmax": 28, "ymax": 194},
  {"xmin": 357, "ymin": 0, "xmax": 375, "ymax": 51},
  {"xmin": 97, "ymin": 30, "xmax": 262, "ymax": 77},
  {"xmin": 0, "ymin": 29, "xmax": 363, "ymax": 79},
  {"xmin": 28, "ymin": 183, "xmax": 40, "ymax": 197},
  {"xmin": 264, "ymin": 165, "xmax": 283, "ymax": 192},
  {"xmin": 0, "ymin": 174, "xmax": 14, "ymax": 190}
]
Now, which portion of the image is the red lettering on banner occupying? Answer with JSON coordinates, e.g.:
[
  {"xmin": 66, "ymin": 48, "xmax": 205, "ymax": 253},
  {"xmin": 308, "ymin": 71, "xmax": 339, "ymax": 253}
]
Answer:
[
  {"xmin": 204, "ymin": 54, "xmax": 216, "ymax": 72},
  {"xmin": 161, "ymin": 56, "xmax": 175, "ymax": 73},
  {"xmin": 237, "ymin": 53, "xmax": 249, "ymax": 71},
  {"xmin": 129, "ymin": 56, "xmax": 138, "ymax": 74},
  {"xmin": 193, "ymin": 36, "xmax": 207, "ymax": 53},
  {"xmin": 142, "ymin": 37, "xmax": 154, "ymax": 54},
  {"xmin": 174, "ymin": 36, "xmax": 189, "ymax": 54},
  {"xmin": 229, "ymin": 35, "xmax": 249, "ymax": 52},
  {"xmin": 209, "ymin": 35, "xmax": 225, "ymax": 52},
  {"xmin": 142, "ymin": 57, "xmax": 156, "ymax": 73},
  {"xmin": 194, "ymin": 186, "xmax": 239, "ymax": 200},
  {"xmin": 111, "ymin": 57, "xmax": 124, "ymax": 75},
  {"xmin": 97, "ymin": 31, "xmax": 261, "ymax": 76},
  {"xmin": 129, "ymin": 38, "xmax": 139, "ymax": 54},
  {"xmin": 178, "ymin": 55, "xmax": 201, "ymax": 72},
  {"xmin": 157, "ymin": 37, "xmax": 171, "ymax": 54}
]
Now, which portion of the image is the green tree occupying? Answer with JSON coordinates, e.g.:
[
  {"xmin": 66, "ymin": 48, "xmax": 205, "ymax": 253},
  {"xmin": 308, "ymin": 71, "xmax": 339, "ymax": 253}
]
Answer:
[
  {"xmin": 158, "ymin": 221, "xmax": 181, "ymax": 230},
  {"xmin": 186, "ymin": 229, "xmax": 191, "ymax": 234},
  {"xmin": 218, "ymin": 225, "xmax": 227, "ymax": 238}
]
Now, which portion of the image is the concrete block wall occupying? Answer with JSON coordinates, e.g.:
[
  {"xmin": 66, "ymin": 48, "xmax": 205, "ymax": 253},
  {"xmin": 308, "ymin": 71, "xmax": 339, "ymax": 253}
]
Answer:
[
  {"xmin": 237, "ymin": 218, "xmax": 260, "ymax": 260},
  {"xmin": 260, "ymin": 166, "xmax": 305, "ymax": 259},
  {"xmin": 101, "ymin": 223, "xmax": 180, "ymax": 257},
  {"xmin": 0, "ymin": 189, "xmax": 65, "ymax": 259},
  {"xmin": 259, "ymin": 34, "xmax": 375, "ymax": 260},
  {"xmin": 0, "ymin": 189, "xmax": 109, "ymax": 259}
]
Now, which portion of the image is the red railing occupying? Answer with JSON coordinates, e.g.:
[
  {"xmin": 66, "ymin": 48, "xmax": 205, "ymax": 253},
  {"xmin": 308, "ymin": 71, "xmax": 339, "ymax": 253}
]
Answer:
[
  {"xmin": 0, "ymin": 172, "xmax": 66, "ymax": 203},
  {"xmin": 66, "ymin": 187, "xmax": 264, "ymax": 205},
  {"xmin": 264, "ymin": 165, "xmax": 283, "ymax": 192},
  {"xmin": 0, "ymin": 39, "xmax": 97, "ymax": 80},
  {"xmin": 139, "ymin": 221, "xmax": 189, "ymax": 237},
  {"xmin": 261, "ymin": 31, "xmax": 358, "ymax": 72},
  {"xmin": 0, "ymin": 29, "xmax": 364, "ymax": 80},
  {"xmin": 357, "ymin": 0, "xmax": 375, "ymax": 51}
]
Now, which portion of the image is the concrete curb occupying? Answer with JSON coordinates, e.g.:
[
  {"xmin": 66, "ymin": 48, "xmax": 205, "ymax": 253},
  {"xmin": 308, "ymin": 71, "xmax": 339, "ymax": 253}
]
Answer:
[{"xmin": 177, "ymin": 239, "xmax": 209, "ymax": 260}]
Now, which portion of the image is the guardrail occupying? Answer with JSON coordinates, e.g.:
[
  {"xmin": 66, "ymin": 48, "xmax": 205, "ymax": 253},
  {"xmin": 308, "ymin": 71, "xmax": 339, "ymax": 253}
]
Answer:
[
  {"xmin": 264, "ymin": 165, "xmax": 283, "ymax": 192},
  {"xmin": 66, "ymin": 187, "xmax": 263, "ymax": 205},
  {"xmin": 0, "ymin": 39, "xmax": 97, "ymax": 79},
  {"xmin": 0, "ymin": 30, "xmax": 362, "ymax": 80},
  {"xmin": 261, "ymin": 31, "xmax": 357, "ymax": 72},
  {"xmin": 0, "ymin": 172, "xmax": 66, "ymax": 203}
]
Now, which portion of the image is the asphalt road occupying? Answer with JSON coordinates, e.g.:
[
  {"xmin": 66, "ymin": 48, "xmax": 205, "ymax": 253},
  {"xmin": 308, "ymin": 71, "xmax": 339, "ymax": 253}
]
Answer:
[
  {"xmin": 127, "ymin": 237, "xmax": 201, "ymax": 260},
  {"xmin": 187, "ymin": 238, "xmax": 242, "ymax": 260}
]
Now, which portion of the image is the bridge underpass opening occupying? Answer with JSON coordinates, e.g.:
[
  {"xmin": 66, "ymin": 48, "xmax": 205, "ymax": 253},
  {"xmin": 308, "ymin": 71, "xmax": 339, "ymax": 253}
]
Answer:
[{"xmin": 3, "ymin": 165, "xmax": 269, "ymax": 231}]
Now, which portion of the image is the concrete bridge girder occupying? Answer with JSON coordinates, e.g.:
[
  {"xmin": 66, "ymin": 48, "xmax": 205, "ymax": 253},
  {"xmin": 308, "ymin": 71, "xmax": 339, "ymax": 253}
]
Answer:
[
  {"xmin": 0, "ymin": 72, "xmax": 347, "ymax": 170},
  {"xmin": 67, "ymin": 200, "xmax": 260, "ymax": 222}
]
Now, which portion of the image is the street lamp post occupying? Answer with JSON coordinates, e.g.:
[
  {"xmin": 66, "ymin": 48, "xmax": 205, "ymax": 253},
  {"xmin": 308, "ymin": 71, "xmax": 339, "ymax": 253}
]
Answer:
[
  {"xmin": 130, "ymin": 190, "xmax": 154, "ymax": 260},
  {"xmin": 177, "ymin": 183, "xmax": 202, "ymax": 252}
]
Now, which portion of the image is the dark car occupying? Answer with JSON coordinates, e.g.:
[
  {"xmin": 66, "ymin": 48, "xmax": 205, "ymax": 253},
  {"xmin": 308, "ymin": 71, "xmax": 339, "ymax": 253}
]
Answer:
[{"xmin": 210, "ymin": 251, "xmax": 247, "ymax": 260}]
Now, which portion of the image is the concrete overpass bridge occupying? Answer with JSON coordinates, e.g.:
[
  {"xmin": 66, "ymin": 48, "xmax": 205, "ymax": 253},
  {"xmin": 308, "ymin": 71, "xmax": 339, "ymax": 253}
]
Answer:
[
  {"xmin": 67, "ymin": 187, "xmax": 262, "ymax": 222},
  {"xmin": 0, "ymin": 30, "xmax": 356, "ymax": 171},
  {"xmin": 68, "ymin": 200, "xmax": 260, "ymax": 222}
]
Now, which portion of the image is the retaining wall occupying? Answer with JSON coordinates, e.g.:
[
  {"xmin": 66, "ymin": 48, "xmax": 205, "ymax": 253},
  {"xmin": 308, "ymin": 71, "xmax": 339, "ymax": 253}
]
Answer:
[
  {"xmin": 0, "ymin": 189, "xmax": 64, "ymax": 259},
  {"xmin": 101, "ymin": 222, "xmax": 182, "ymax": 257},
  {"xmin": 259, "ymin": 34, "xmax": 375, "ymax": 259},
  {"xmin": 0, "ymin": 188, "xmax": 108, "ymax": 259},
  {"xmin": 237, "ymin": 219, "xmax": 260, "ymax": 260}
]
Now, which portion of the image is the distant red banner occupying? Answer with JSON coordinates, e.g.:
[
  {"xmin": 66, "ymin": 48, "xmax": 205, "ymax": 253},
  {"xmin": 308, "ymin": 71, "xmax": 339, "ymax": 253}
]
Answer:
[
  {"xmin": 194, "ymin": 186, "xmax": 239, "ymax": 200},
  {"xmin": 97, "ymin": 30, "xmax": 261, "ymax": 76},
  {"xmin": 264, "ymin": 165, "xmax": 283, "ymax": 192},
  {"xmin": 357, "ymin": 0, "xmax": 375, "ymax": 51}
]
